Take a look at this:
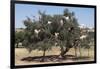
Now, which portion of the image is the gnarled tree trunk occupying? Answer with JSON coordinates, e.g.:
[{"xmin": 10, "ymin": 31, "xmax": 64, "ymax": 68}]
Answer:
[{"xmin": 59, "ymin": 45, "xmax": 72, "ymax": 58}]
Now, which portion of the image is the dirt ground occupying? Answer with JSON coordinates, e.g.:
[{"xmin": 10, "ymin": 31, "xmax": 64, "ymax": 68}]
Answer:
[{"xmin": 15, "ymin": 47, "xmax": 94, "ymax": 66}]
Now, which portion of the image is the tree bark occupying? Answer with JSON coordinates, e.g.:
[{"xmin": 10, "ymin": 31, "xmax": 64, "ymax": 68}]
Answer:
[
  {"xmin": 16, "ymin": 43, "xmax": 19, "ymax": 48},
  {"xmin": 74, "ymin": 46, "xmax": 77, "ymax": 57},
  {"xmin": 60, "ymin": 47, "xmax": 70, "ymax": 58},
  {"xmin": 41, "ymin": 49, "xmax": 46, "ymax": 62},
  {"xmin": 79, "ymin": 46, "xmax": 82, "ymax": 57},
  {"xmin": 43, "ymin": 50, "xmax": 46, "ymax": 58},
  {"xmin": 88, "ymin": 48, "xmax": 89, "ymax": 57}
]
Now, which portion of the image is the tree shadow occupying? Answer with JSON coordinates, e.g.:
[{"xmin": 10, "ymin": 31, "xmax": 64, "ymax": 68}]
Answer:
[
  {"xmin": 21, "ymin": 55, "xmax": 91, "ymax": 62},
  {"xmin": 71, "ymin": 56, "xmax": 91, "ymax": 60}
]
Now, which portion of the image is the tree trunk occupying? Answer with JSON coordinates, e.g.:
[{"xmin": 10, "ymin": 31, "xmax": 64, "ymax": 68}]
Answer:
[
  {"xmin": 74, "ymin": 46, "xmax": 77, "ymax": 57},
  {"xmin": 60, "ymin": 47, "xmax": 70, "ymax": 58},
  {"xmin": 79, "ymin": 46, "xmax": 82, "ymax": 57},
  {"xmin": 88, "ymin": 48, "xmax": 89, "ymax": 57},
  {"xmin": 16, "ymin": 43, "xmax": 19, "ymax": 48},
  {"xmin": 41, "ymin": 50, "xmax": 46, "ymax": 62}
]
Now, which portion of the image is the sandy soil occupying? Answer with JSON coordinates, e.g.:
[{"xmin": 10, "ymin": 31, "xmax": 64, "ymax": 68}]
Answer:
[{"xmin": 15, "ymin": 47, "xmax": 94, "ymax": 66}]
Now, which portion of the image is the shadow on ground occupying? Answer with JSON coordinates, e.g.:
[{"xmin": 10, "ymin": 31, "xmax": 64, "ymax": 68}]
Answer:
[{"xmin": 21, "ymin": 55, "xmax": 91, "ymax": 62}]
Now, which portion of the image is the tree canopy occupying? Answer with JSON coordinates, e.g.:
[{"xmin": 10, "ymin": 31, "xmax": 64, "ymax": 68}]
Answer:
[{"xmin": 15, "ymin": 8, "xmax": 94, "ymax": 60}]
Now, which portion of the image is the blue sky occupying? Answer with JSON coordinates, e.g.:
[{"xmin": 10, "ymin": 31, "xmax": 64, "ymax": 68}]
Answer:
[{"xmin": 15, "ymin": 4, "xmax": 94, "ymax": 28}]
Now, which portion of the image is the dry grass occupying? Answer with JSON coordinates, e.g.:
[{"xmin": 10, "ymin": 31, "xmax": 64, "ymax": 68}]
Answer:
[{"xmin": 15, "ymin": 47, "xmax": 95, "ymax": 65}]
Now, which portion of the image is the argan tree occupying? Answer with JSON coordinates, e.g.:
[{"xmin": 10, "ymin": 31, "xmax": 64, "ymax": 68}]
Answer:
[
  {"xmin": 54, "ymin": 9, "xmax": 80, "ymax": 57},
  {"xmin": 22, "ymin": 8, "xmax": 80, "ymax": 60},
  {"xmin": 22, "ymin": 12, "xmax": 54, "ymax": 61}
]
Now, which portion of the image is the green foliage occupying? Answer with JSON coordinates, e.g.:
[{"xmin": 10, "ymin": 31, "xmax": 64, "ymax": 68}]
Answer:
[
  {"xmin": 17, "ymin": 8, "xmax": 82, "ymax": 58},
  {"xmin": 80, "ymin": 31, "xmax": 93, "ymax": 49},
  {"xmin": 15, "ymin": 31, "xmax": 25, "ymax": 48}
]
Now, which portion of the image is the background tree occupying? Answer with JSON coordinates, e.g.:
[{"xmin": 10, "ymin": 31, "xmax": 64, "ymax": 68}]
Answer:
[
  {"xmin": 15, "ymin": 31, "xmax": 25, "ymax": 48},
  {"xmin": 81, "ymin": 30, "xmax": 94, "ymax": 57}
]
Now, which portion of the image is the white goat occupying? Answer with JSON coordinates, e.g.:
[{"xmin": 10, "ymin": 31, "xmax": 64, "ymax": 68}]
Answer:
[
  {"xmin": 80, "ymin": 35, "xmax": 87, "ymax": 40},
  {"xmin": 34, "ymin": 29, "xmax": 41, "ymax": 34},
  {"xmin": 48, "ymin": 21, "xmax": 52, "ymax": 24},
  {"xmin": 63, "ymin": 16, "xmax": 69, "ymax": 20},
  {"xmin": 55, "ymin": 32, "xmax": 59, "ymax": 38},
  {"xmin": 60, "ymin": 19, "xmax": 64, "ymax": 26}
]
